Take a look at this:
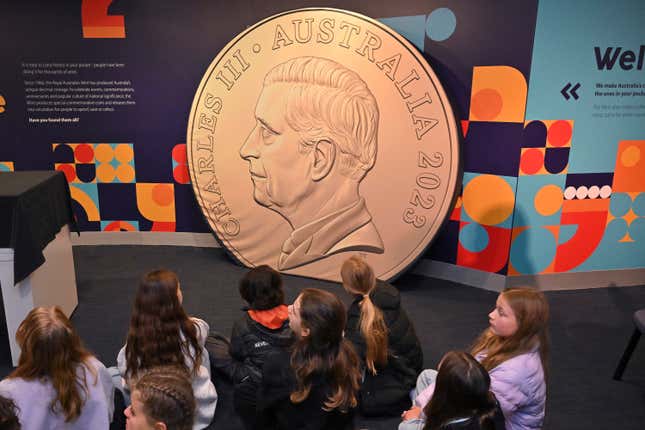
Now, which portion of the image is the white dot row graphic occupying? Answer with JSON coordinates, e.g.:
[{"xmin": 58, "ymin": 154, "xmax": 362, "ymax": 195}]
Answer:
[{"xmin": 563, "ymin": 185, "xmax": 612, "ymax": 200}]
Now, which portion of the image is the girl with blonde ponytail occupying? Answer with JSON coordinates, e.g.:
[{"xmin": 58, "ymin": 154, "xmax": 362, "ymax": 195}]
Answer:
[
  {"xmin": 341, "ymin": 256, "xmax": 423, "ymax": 416},
  {"xmin": 341, "ymin": 257, "xmax": 388, "ymax": 374}
]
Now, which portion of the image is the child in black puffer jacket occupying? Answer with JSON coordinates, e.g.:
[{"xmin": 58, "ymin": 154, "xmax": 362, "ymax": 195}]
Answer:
[
  {"xmin": 206, "ymin": 265, "xmax": 293, "ymax": 429},
  {"xmin": 341, "ymin": 256, "xmax": 423, "ymax": 417}
]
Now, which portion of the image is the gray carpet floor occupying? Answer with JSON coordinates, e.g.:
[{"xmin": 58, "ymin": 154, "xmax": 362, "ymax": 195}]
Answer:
[{"xmin": 1, "ymin": 245, "xmax": 644, "ymax": 429}]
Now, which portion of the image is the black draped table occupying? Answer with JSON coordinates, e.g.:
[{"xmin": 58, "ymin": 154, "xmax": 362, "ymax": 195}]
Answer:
[
  {"xmin": 0, "ymin": 171, "xmax": 78, "ymax": 365},
  {"xmin": 0, "ymin": 171, "xmax": 77, "ymax": 283}
]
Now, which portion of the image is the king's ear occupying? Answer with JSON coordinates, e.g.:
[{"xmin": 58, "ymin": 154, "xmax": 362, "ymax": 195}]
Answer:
[
  {"xmin": 153, "ymin": 422, "xmax": 168, "ymax": 430},
  {"xmin": 312, "ymin": 139, "xmax": 335, "ymax": 181}
]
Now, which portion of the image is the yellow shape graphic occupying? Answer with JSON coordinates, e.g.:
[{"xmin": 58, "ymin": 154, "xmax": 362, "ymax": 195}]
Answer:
[
  {"xmin": 69, "ymin": 186, "xmax": 100, "ymax": 221},
  {"xmin": 469, "ymin": 66, "xmax": 527, "ymax": 122},
  {"xmin": 462, "ymin": 175, "xmax": 514, "ymax": 226},
  {"xmin": 0, "ymin": 95, "xmax": 5, "ymax": 113},
  {"xmin": 0, "ymin": 161, "xmax": 14, "ymax": 172},
  {"xmin": 534, "ymin": 184, "xmax": 563, "ymax": 216},
  {"xmin": 94, "ymin": 144, "xmax": 114, "ymax": 163},
  {"xmin": 136, "ymin": 183, "xmax": 175, "ymax": 222},
  {"xmin": 115, "ymin": 144, "xmax": 134, "ymax": 163},
  {"xmin": 623, "ymin": 208, "xmax": 638, "ymax": 226},
  {"xmin": 621, "ymin": 144, "xmax": 640, "ymax": 168},
  {"xmin": 96, "ymin": 163, "xmax": 116, "ymax": 183},
  {"xmin": 116, "ymin": 164, "xmax": 135, "ymax": 183},
  {"xmin": 613, "ymin": 140, "xmax": 645, "ymax": 192}
]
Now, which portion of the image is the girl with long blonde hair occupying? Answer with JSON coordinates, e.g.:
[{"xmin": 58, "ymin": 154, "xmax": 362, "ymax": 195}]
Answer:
[
  {"xmin": 0, "ymin": 306, "xmax": 113, "ymax": 429},
  {"xmin": 401, "ymin": 287, "xmax": 549, "ymax": 430},
  {"xmin": 341, "ymin": 256, "xmax": 423, "ymax": 416}
]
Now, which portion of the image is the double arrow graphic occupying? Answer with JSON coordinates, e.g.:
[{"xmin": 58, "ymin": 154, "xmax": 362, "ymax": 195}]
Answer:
[{"xmin": 561, "ymin": 83, "xmax": 580, "ymax": 100}]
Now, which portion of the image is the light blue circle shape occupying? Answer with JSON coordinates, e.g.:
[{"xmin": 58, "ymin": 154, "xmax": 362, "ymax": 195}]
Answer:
[
  {"xmin": 510, "ymin": 227, "xmax": 556, "ymax": 274},
  {"xmin": 632, "ymin": 193, "xmax": 645, "ymax": 216},
  {"xmin": 605, "ymin": 218, "xmax": 628, "ymax": 242},
  {"xmin": 459, "ymin": 223, "xmax": 489, "ymax": 253},
  {"xmin": 609, "ymin": 192, "xmax": 632, "ymax": 217},
  {"xmin": 628, "ymin": 217, "xmax": 645, "ymax": 242},
  {"xmin": 426, "ymin": 8, "xmax": 457, "ymax": 42}
]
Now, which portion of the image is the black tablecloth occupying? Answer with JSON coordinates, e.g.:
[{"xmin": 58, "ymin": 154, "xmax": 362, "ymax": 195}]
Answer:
[{"xmin": 0, "ymin": 171, "xmax": 77, "ymax": 284}]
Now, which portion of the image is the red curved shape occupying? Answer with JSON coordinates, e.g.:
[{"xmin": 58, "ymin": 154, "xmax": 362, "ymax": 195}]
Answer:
[
  {"xmin": 457, "ymin": 224, "xmax": 511, "ymax": 274},
  {"xmin": 554, "ymin": 211, "xmax": 607, "ymax": 272}
]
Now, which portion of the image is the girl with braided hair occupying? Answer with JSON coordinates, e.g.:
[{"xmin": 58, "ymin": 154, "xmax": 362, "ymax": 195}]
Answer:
[
  {"xmin": 115, "ymin": 270, "xmax": 217, "ymax": 429},
  {"xmin": 125, "ymin": 366, "xmax": 196, "ymax": 430},
  {"xmin": 341, "ymin": 256, "xmax": 423, "ymax": 416}
]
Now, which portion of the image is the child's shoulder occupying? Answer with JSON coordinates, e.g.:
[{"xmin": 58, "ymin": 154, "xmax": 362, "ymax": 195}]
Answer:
[
  {"xmin": 189, "ymin": 317, "xmax": 209, "ymax": 338},
  {"xmin": 491, "ymin": 349, "xmax": 542, "ymax": 381},
  {"xmin": 0, "ymin": 377, "xmax": 19, "ymax": 391},
  {"xmin": 84, "ymin": 354, "xmax": 106, "ymax": 370}
]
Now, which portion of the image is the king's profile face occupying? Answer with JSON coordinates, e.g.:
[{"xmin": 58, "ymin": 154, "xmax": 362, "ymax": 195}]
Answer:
[{"xmin": 240, "ymin": 84, "xmax": 316, "ymax": 211}]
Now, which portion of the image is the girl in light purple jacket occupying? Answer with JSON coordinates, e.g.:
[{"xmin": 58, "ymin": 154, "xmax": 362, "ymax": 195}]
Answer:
[{"xmin": 401, "ymin": 287, "xmax": 549, "ymax": 430}]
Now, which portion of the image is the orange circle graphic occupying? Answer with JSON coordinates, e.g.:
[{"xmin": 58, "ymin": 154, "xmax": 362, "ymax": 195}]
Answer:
[
  {"xmin": 152, "ymin": 184, "xmax": 173, "ymax": 206},
  {"xmin": 471, "ymin": 88, "xmax": 503, "ymax": 121}
]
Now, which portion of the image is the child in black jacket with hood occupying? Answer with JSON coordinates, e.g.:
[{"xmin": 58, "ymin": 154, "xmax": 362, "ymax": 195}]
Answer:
[
  {"xmin": 341, "ymin": 256, "xmax": 423, "ymax": 417},
  {"xmin": 206, "ymin": 265, "xmax": 293, "ymax": 429}
]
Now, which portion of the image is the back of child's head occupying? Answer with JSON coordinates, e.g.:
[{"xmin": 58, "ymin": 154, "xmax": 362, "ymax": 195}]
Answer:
[
  {"xmin": 424, "ymin": 351, "xmax": 498, "ymax": 430},
  {"xmin": 473, "ymin": 286, "xmax": 550, "ymax": 372},
  {"xmin": 133, "ymin": 366, "xmax": 195, "ymax": 430},
  {"xmin": 15, "ymin": 306, "xmax": 86, "ymax": 374},
  {"xmin": 238, "ymin": 265, "xmax": 284, "ymax": 310},
  {"xmin": 290, "ymin": 288, "xmax": 361, "ymax": 412},
  {"xmin": 126, "ymin": 269, "xmax": 201, "ymax": 379},
  {"xmin": 0, "ymin": 395, "xmax": 20, "ymax": 430},
  {"xmin": 135, "ymin": 269, "xmax": 182, "ymax": 315},
  {"xmin": 12, "ymin": 306, "xmax": 92, "ymax": 422},
  {"xmin": 340, "ymin": 256, "xmax": 387, "ymax": 374},
  {"xmin": 340, "ymin": 255, "xmax": 375, "ymax": 295}
]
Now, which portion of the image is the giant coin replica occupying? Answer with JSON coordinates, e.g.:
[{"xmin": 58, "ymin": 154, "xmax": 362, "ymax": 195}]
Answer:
[{"xmin": 187, "ymin": 8, "xmax": 460, "ymax": 282}]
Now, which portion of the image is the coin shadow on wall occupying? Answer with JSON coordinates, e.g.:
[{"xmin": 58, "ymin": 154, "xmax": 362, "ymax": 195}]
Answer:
[{"xmin": 420, "ymin": 52, "xmax": 470, "ymax": 125}]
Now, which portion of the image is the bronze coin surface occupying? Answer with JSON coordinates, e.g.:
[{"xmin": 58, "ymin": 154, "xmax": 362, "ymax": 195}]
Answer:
[{"xmin": 187, "ymin": 8, "xmax": 460, "ymax": 282}]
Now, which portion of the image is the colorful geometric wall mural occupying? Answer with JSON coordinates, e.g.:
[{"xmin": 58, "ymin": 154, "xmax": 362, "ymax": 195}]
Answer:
[
  {"xmin": 1, "ymin": 0, "xmax": 643, "ymax": 277},
  {"xmin": 48, "ymin": 142, "xmax": 181, "ymax": 232},
  {"xmin": 81, "ymin": 0, "xmax": 126, "ymax": 38},
  {"xmin": 172, "ymin": 144, "xmax": 190, "ymax": 185}
]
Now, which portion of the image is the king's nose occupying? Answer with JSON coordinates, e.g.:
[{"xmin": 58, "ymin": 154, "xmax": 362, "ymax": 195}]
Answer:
[{"xmin": 240, "ymin": 124, "xmax": 260, "ymax": 159}]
